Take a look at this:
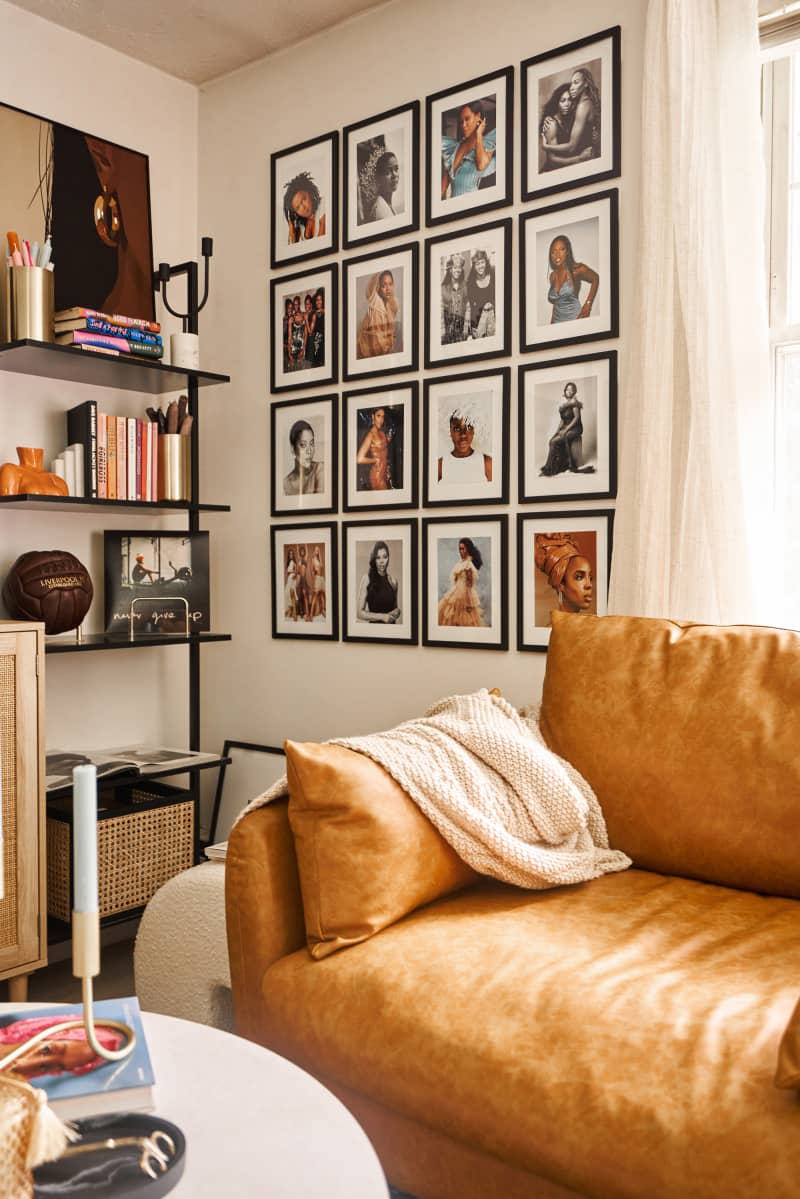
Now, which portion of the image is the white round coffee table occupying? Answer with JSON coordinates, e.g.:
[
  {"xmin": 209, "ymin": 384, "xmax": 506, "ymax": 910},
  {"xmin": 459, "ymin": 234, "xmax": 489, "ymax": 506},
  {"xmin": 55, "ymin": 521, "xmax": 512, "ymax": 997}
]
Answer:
[{"xmin": 143, "ymin": 1011, "xmax": 388, "ymax": 1197}]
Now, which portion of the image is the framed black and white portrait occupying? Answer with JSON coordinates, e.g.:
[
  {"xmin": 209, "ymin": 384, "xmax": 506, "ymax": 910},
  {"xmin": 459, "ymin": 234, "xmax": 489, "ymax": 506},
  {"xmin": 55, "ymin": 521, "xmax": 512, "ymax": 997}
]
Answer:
[
  {"xmin": 517, "ymin": 510, "xmax": 613, "ymax": 652},
  {"xmin": 270, "ymin": 264, "xmax": 338, "ymax": 394},
  {"xmin": 425, "ymin": 218, "xmax": 511, "ymax": 369},
  {"xmin": 270, "ymin": 131, "xmax": 338, "ymax": 269},
  {"xmin": 343, "ymin": 242, "xmax": 418, "ymax": 381},
  {"xmin": 423, "ymin": 368, "xmax": 509, "ymax": 507},
  {"xmin": 270, "ymin": 394, "xmax": 337, "ymax": 517},
  {"xmin": 342, "ymin": 519, "xmax": 418, "ymax": 645},
  {"xmin": 342, "ymin": 382, "xmax": 418, "ymax": 511},
  {"xmin": 521, "ymin": 27, "xmax": 621, "ymax": 203},
  {"xmin": 519, "ymin": 352, "xmax": 617, "ymax": 503},
  {"xmin": 520, "ymin": 189, "xmax": 618, "ymax": 354},
  {"xmin": 422, "ymin": 515, "xmax": 508, "ymax": 651},
  {"xmin": 343, "ymin": 101, "xmax": 420, "ymax": 249},
  {"xmin": 426, "ymin": 67, "xmax": 513, "ymax": 227},
  {"xmin": 271, "ymin": 522, "xmax": 338, "ymax": 641}
]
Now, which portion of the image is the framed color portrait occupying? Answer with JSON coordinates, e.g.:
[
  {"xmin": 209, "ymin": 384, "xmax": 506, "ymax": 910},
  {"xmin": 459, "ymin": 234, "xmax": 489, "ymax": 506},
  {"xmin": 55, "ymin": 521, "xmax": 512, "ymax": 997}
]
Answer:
[
  {"xmin": 343, "ymin": 242, "xmax": 418, "ymax": 381},
  {"xmin": 520, "ymin": 189, "xmax": 618, "ymax": 353},
  {"xmin": 521, "ymin": 26, "xmax": 621, "ymax": 203},
  {"xmin": 519, "ymin": 352, "xmax": 617, "ymax": 503},
  {"xmin": 271, "ymin": 522, "xmax": 338, "ymax": 641},
  {"xmin": 343, "ymin": 382, "xmax": 418, "ymax": 511},
  {"xmin": 426, "ymin": 66, "xmax": 514, "ymax": 227},
  {"xmin": 422, "ymin": 515, "xmax": 508, "ymax": 651},
  {"xmin": 342, "ymin": 519, "xmax": 418, "ymax": 645},
  {"xmin": 517, "ymin": 510, "xmax": 613, "ymax": 652},
  {"xmin": 103, "ymin": 532, "xmax": 210, "ymax": 636},
  {"xmin": 270, "ymin": 263, "xmax": 338, "ymax": 394},
  {"xmin": 423, "ymin": 368, "xmax": 510, "ymax": 507},
  {"xmin": 425, "ymin": 218, "xmax": 511, "ymax": 369},
  {"xmin": 270, "ymin": 131, "xmax": 338, "ymax": 269},
  {"xmin": 270, "ymin": 394, "xmax": 337, "ymax": 517},
  {"xmin": 343, "ymin": 101, "xmax": 420, "ymax": 249}
]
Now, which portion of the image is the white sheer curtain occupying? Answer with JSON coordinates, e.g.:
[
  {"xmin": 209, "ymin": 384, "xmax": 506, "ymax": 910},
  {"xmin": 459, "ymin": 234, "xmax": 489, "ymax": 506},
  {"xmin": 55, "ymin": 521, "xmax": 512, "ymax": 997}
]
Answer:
[{"xmin": 608, "ymin": 0, "xmax": 776, "ymax": 625}]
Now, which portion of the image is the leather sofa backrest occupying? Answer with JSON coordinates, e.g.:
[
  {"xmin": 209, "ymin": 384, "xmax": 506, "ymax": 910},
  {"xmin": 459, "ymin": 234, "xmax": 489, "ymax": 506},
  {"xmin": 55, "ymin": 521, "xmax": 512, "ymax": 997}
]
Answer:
[{"xmin": 540, "ymin": 612, "xmax": 800, "ymax": 897}]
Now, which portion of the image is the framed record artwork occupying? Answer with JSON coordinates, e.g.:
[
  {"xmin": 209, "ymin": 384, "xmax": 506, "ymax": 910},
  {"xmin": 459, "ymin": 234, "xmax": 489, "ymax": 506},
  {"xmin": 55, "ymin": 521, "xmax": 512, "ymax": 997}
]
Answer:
[
  {"xmin": 270, "ymin": 130, "xmax": 338, "ymax": 269},
  {"xmin": 343, "ymin": 101, "xmax": 420, "ymax": 249},
  {"xmin": 103, "ymin": 531, "xmax": 209, "ymax": 636}
]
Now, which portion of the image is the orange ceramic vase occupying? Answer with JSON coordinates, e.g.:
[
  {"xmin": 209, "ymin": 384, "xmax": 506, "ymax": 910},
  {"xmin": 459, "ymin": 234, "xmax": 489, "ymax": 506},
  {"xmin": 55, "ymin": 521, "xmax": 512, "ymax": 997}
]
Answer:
[{"xmin": 0, "ymin": 447, "xmax": 69, "ymax": 496}]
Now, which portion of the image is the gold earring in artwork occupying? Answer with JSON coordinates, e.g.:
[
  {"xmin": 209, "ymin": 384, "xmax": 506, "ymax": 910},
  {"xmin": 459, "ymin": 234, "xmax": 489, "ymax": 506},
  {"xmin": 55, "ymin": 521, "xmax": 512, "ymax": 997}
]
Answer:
[{"xmin": 93, "ymin": 187, "xmax": 121, "ymax": 247}]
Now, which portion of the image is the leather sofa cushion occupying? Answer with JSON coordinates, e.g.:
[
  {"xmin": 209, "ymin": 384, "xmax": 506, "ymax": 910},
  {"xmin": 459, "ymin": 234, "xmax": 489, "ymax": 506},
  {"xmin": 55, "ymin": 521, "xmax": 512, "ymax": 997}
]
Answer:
[
  {"xmin": 285, "ymin": 740, "xmax": 478, "ymax": 958},
  {"xmin": 259, "ymin": 868, "xmax": 800, "ymax": 1199},
  {"xmin": 776, "ymin": 995, "xmax": 800, "ymax": 1088},
  {"xmin": 540, "ymin": 612, "xmax": 800, "ymax": 897}
]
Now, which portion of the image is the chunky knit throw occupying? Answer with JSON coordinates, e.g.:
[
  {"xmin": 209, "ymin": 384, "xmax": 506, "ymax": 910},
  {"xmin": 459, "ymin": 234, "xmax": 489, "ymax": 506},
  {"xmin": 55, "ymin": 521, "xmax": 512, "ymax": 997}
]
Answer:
[{"xmin": 241, "ymin": 689, "xmax": 631, "ymax": 889}]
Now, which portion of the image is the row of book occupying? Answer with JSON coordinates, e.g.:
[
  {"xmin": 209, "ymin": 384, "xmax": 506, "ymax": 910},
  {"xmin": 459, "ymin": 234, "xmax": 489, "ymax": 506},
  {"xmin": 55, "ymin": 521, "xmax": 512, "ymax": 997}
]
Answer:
[
  {"xmin": 54, "ymin": 306, "xmax": 164, "ymax": 360},
  {"xmin": 66, "ymin": 399, "xmax": 163, "ymax": 501}
]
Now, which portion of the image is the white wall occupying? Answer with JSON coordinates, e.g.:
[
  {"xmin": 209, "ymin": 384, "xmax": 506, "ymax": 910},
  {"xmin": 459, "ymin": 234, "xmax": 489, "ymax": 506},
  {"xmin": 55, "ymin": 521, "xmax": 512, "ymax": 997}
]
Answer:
[
  {"xmin": 197, "ymin": 0, "xmax": 646, "ymax": 766},
  {"xmin": 0, "ymin": 1, "xmax": 199, "ymax": 752}
]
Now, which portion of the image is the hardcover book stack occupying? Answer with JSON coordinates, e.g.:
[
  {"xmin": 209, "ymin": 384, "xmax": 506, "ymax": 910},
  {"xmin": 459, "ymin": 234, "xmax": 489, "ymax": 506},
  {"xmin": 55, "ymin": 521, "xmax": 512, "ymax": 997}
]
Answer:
[{"xmin": 54, "ymin": 307, "xmax": 164, "ymax": 360}]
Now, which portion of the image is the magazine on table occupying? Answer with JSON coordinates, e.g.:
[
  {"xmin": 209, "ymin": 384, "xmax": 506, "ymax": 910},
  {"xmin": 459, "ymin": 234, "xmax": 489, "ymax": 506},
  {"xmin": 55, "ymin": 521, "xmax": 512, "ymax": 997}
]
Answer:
[
  {"xmin": 0, "ymin": 996, "xmax": 155, "ymax": 1119},
  {"xmin": 46, "ymin": 745, "xmax": 220, "ymax": 793}
]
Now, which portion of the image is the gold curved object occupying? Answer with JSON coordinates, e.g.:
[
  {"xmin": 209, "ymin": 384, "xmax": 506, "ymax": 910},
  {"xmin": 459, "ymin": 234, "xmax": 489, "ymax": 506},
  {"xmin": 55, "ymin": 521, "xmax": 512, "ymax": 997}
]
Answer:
[
  {"xmin": 93, "ymin": 189, "xmax": 121, "ymax": 247},
  {"xmin": 0, "ymin": 979, "xmax": 136, "ymax": 1071}
]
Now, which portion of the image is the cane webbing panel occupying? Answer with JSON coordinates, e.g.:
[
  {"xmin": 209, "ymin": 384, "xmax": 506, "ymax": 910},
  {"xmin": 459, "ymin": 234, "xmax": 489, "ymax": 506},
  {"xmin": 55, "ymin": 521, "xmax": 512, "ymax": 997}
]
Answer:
[{"xmin": 0, "ymin": 654, "xmax": 18, "ymax": 950}]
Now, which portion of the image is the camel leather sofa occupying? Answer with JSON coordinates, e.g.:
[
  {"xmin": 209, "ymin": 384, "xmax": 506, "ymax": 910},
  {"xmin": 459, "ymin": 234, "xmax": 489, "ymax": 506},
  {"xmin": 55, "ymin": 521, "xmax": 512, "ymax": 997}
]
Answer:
[{"xmin": 225, "ymin": 613, "xmax": 800, "ymax": 1199}]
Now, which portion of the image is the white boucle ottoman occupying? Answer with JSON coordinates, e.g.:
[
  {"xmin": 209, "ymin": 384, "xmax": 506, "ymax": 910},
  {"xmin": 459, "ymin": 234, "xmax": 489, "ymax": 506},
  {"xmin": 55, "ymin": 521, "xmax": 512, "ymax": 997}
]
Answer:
[{"xmin": 134, "ymin": 861, "xmax": 233, "ymax": 1031}]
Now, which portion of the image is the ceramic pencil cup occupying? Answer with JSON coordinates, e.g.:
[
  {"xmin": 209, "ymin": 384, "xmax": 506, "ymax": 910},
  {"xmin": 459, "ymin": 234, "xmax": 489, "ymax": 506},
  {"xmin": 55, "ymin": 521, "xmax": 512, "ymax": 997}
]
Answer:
[{"xmin": 158, "ymin": 434, "xmax": 191, "ymax": 502}]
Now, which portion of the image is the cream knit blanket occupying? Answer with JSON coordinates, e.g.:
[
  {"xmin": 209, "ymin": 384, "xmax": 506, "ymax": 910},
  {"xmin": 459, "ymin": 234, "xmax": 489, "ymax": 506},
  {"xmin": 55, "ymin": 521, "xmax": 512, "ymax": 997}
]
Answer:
[{"xmin": 241, "ymin": 689, "xmax": 631, "ymax": 889}]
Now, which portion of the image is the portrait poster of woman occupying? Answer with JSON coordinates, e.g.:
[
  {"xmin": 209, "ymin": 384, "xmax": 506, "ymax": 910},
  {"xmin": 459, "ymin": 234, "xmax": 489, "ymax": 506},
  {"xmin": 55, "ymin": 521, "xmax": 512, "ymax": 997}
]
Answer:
[
  {"xmin": 423, "ymin": 368, "xmax": 509, "ymax": 507},
  {"xmin": 520, "ymin": 189, "xmax": 618, "ymax": 353},
  {"xmin": 517, "ymin": 510, "xmax": 613, "ymax": 651},
  {"xmin": 422, "ymin": 515, "xmax": 508, "ymax": 650},
  {"xmin": 270, "ymin": 264, "xmax": 338, "ymax": 393},
  {"xmin": 425, "ymin": 218, "xmax": 511, "ymax": 368},
  {"xmin": 270, "ymin": 394, "xmax": 337, "ymax": 516},
  {"xmin": 342, "ymin": 383, "xmax": 418, "ymax": 511},
  {"xmin": 425, "ymin": 67, "xmax": 513, "ymax": 226},
  {"xmin": 343, "ymin": 101, "xmax": 420, "ymax": 249},
  {"xmin": 521, "ymin": 27, "xmax": 621, "ymax": 202},
  {"xmin": 343, "ymin": 242, "xmax": 418, "ymax": 381},
  {"xmin": 519, "ymin": 352, "xmax": 617, "ymax": 503},
  {"xmin": 271, "ymin": 522, "xmax": 338, "ymax": 641},
  {"xmin": 270, "ymin": 131, "xmax": 338, "ymax": 269},
  {"xmin": 342, "ymin": 519, "xmax": 418, "ymax": 644}
]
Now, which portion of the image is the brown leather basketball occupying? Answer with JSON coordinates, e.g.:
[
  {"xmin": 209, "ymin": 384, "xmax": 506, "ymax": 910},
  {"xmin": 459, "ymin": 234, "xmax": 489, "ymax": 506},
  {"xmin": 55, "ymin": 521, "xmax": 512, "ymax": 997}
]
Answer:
[{"xmin": 2, "ymin": 550, "xmax": 93, "ymax": 634}]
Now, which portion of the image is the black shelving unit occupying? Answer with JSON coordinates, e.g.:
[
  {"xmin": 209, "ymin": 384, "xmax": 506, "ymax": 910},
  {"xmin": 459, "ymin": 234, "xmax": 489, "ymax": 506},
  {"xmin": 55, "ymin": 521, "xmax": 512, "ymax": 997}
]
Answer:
[{"xmin": 1, "ymin": 334, "xmax": 231, "ymax": 930}]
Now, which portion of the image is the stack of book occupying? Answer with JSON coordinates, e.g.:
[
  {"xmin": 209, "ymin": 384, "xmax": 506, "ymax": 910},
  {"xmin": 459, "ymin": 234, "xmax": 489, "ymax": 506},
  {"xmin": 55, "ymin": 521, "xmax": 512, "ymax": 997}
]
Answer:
[
  {"xmin": 54, "ymin": 307, "xmax": 163, "ymax": 360},
  {"xmin": 64, "ymin": 399, "xmax": 161, "ymax": 501}
]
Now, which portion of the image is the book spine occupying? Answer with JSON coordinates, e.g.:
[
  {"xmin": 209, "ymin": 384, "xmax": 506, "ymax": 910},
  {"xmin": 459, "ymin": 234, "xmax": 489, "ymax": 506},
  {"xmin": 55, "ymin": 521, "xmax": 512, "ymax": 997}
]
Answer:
[
  {"xmin": 136, "ymin": 420, "xmax": 143, "ymax": 502},
  {"xmin": 143, "ymin": 422, "xmax": 152, "ymax": 502},
  {"xmin": 125, "ymin": 341, "xmax": 164, "ymax": 359},
  {"xmin": 127, "ymin": 418, "xmax": 137, "ymax": 502},
  {"xmin": 54, "ymin": 307, "xmax": 161, "ymax": 333},
  {"xmin": 107, "ymin": 417, "xmax": 117, "ymax": 500},
  {"xmin": 66, "ymin": 400, "xmax": 97, "ymax": 498},
  {"xmin": 151, "ymin": 427, "xmax": 158, "ymax": 502},
  {"xmin": 81, "ymin": 318, "xmax": 162, "ymax": 346},
  {"xmin": 59, "ymin": 330, "xmax": 133, "ymax": 352},
  {"xmin": 97, "ymin": 413, "xmax": 107, "ymax": 500},
  {"xmin": 116, "ymin": 416, "xmax": 126, "ymax": 502}
]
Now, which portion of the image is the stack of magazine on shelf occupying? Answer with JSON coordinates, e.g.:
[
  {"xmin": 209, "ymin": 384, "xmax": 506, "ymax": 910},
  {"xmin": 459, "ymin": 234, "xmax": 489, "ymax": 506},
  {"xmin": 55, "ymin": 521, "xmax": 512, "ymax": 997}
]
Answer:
[
  {"xmin": 45, "ymin": 746, "xmax": 220, "ymax": 794},
  {"xmin": 0, "ymin": 997, "xmax": 154, "ymax": 1119}
]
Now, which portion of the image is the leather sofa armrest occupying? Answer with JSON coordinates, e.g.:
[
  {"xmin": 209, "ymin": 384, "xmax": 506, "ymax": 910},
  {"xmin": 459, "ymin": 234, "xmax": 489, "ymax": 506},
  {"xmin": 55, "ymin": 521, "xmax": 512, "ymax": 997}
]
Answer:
[{"xmin": 225, "ymin": 799, "xmax": 306, "ymax": 1043}]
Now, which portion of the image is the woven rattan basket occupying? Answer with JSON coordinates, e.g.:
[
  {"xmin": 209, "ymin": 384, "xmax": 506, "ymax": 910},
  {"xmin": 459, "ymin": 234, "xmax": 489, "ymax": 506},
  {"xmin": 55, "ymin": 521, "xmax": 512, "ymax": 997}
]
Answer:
[{"xmin": 47, "ymin": 785, "xmax": 195, "ymax": 921}]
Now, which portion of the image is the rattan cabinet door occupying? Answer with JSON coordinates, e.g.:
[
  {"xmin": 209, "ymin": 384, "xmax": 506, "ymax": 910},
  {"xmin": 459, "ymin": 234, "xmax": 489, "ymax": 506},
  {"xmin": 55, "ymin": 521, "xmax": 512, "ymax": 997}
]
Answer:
[{"xmin": 0, "ymin": 623, "xmax": 46, "ymax": 980}]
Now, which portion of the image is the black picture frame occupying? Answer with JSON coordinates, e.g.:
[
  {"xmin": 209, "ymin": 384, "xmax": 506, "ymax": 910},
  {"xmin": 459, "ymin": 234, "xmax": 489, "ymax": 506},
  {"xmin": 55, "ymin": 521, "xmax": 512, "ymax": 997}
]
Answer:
[
  {"xmin": 518, "ymin": 352, "xmax": 617, "ymax": 503},
  {"xmin": 516, "ymin": 509, "xmax": 614, "ymax": 652},
  {"xmin": 519, "ymin": 188, "xmax": 618, "ymax": 354},
  {"xmin": 270, "ymin": 130, "xmax": 338, "ymax": 270},
  {"xmin": 521, "ymin": 26, "xmax": 621, "ymax": 203},
  {"xmin": 103, "ymin": 531, "xmax": 210, "ymax": 637},
  {"xmin": 270, "ymin": 522, "xmax": 339, "ymax": 641},
  {"xmin": 423, "ymin": 367, "xmax": 510, "ymax": 508},
  {"xmin": 425, "ymin": 66, "xmax": 514, "ymax": 227},
  {"xmin": 208, "ymin": 741, "xmax": 286, "ymax": 845},
  {"xmin": 343, "ymin": 241, "xmax": 419, "ymax": 381},
  {"xmin": 270, "ymin": 393, "xmax": 338, "ymax": 517},
  {"xmin": 343, "ymin": 100, "xmax": 420, "ymax": 250},
  {"xmin": 270, "ymin": 263, "xmax": 338, "ymax": 394},
  {"xmin": 342, "ymin": 518, "xmax": 418, "ymax": 645},
  {"xmin": 422, "ymin": 514, "xmax": 508, "ymax": 651},
  {"xmin": 424, "ymin": 217, "xmax": 512, "ymax": 369},
  {"xmin": 342, "ymin": 381, "xmax": 419, "ymax": 512}
]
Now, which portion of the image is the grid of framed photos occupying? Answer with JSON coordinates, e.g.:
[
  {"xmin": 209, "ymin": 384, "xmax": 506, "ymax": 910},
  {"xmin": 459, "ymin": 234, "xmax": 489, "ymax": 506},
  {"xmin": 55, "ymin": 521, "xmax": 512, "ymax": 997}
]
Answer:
[{"xmin": 267, "ymin": 24, "xmax": 622, "ymax": 650}]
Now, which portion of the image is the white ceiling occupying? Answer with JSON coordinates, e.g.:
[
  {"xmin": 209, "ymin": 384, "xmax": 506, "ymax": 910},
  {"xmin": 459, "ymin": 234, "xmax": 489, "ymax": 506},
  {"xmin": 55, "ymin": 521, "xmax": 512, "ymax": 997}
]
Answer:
[{"xmin": 7, "ymin": 0, "xmax": 389, "ymax": 85}]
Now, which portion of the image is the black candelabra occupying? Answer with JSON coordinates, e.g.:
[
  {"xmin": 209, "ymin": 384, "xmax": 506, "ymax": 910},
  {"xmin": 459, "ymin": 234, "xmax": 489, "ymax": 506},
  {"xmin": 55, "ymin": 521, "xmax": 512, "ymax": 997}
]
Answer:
[{"xmin": 153, "ymin": 236, "xmax": 213, "ymax": 335}]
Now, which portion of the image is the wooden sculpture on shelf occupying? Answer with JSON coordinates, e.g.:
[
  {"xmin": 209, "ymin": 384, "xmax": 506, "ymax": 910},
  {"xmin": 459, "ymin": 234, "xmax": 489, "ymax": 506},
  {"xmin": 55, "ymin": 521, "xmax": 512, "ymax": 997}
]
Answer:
[{"xmin": 0, "ymin": 447, "xmax": 68, "ymax": 496}]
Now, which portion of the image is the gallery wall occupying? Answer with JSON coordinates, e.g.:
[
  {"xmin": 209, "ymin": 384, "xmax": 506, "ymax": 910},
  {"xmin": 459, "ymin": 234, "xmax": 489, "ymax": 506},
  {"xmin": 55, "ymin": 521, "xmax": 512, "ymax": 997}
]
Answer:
[
  {"xmin": 198, "ymin": 0, "xmax": 647, "ymax": 773},
  {"xmin": 0, "ymin": 0, "xmax": 200, "ymax": 752}
]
